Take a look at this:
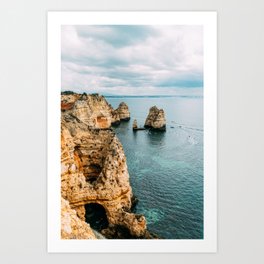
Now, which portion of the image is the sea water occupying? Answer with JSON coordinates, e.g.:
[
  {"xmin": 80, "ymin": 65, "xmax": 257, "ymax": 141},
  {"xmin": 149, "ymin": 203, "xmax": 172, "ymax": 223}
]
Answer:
[{"xmin": 107, "ymin": 96, "xmax": 203, "ymax": 239}]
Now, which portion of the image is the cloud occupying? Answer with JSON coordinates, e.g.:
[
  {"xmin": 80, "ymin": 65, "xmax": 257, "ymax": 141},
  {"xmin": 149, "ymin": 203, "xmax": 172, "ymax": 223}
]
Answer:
[
  {"xmin": 75, "ymin": 25, "xmax": 157, "ymax": 48},
  {"xmin": 61, "ymin": 25, "xmax": 203, "ymax": 95}
]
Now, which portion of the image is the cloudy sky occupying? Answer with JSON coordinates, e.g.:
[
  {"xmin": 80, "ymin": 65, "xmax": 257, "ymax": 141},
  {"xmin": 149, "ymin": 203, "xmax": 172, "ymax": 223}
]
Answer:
[{"xmin": 61, "ymin": 25, "xmax": 203, "ymax": 96}]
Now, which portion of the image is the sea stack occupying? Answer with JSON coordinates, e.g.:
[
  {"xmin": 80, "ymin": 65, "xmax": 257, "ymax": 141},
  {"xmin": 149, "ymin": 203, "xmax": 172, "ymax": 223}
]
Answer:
[
  {"xmin": 60, "ymin": 92, "xmax": 148, "ymax": 239},
  {"xmin": 144, "ymin": 106, "xmax": 166, "ymax": 131},
  {"xmin": 116, "ymin": 102, "xmax": 130, "ymax": 121},
  {"xmin": 133, "ymin": 119, "xmax": 138, "ymax": 130}
]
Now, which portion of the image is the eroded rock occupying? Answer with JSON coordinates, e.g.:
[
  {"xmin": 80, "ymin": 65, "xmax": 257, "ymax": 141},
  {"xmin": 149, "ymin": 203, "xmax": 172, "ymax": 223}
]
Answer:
[
  {"xmin": 133, "ymin": 119, "xmax": 138, "ymax": 130},
  {"xmin": 144, "ymin": 106, "xmax": 166, "ymax": 131},
  {"xmin": 61, "ymin": 92, "xmax": 148, "ymax": 239},
  {"xmin": 61, "ymin": 197, "xmax": 96, "ymax": 239},
  {"xmin": 116, "ymin": 102, "xmax": 130, "ymax": 121}
]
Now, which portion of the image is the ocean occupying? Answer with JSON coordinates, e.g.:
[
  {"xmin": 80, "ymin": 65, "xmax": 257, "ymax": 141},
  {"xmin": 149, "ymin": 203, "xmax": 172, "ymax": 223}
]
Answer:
[{"xmin": 107, "ymin": 96, "xmax": 203, "ymax": 239}]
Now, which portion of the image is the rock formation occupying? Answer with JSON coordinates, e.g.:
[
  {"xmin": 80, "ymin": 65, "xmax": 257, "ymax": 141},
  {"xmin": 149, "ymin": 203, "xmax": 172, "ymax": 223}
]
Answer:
[
  {"xmin": 116, "ymin": 102, "xmax": 130, "ymax": 121},
  {"xmin": 61, "ymin": 197, "xmax": 96, "ymax": 239},
  {"xmin": 132, "ymin": 119, "xmax": 138, "ymax": 130},
  {"xmin": 61, "ymin": 93, "xmax": 121, "ymax": 129},
  {"xmin": 61, "ymin": 92, "xmax": 148, "ymax": 239},
  {"xmin": 144, "ymin": 106, "xmax": 166, "ymax": 131}
]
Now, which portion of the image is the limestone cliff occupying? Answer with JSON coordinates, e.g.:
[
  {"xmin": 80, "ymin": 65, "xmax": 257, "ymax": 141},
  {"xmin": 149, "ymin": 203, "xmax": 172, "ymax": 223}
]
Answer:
[
  {"xmin": 144, "ymin": 106, "xmax": 166, "ymax": 131},
  {"xmin": 61, "ymin": 197, "xmax": 96, "ymax": 239},
  {"xmin": 61, "ymin": 93, "xmax": 121, "ymax": 129},
  {"xmin": 61, "ymin": 93, "xmax": 147, "ymax": 239}
]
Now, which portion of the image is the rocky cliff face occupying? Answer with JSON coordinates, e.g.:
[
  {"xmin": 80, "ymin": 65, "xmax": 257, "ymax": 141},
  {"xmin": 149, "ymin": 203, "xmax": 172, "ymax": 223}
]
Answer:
[
  {"xmin": 61, "ymin": 93, "xmax": 121, "ymax": 129},
  {"xmin": 144, "ymin": 106, "xmax": 166, "ymax": 131},
  {"xmin": 61, "ymin": 197, "xmax": 96, "ymax": 239},
  {"xmin": 61, "ymin": 93, "xmax": 147, "ymax": 239}
]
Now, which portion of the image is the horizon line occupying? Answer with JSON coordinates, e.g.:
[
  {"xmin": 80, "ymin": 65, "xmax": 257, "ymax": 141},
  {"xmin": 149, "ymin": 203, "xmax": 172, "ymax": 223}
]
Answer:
[{"xmin": 103, "ymin": 95, "xmax": 203, "ymax": 97}]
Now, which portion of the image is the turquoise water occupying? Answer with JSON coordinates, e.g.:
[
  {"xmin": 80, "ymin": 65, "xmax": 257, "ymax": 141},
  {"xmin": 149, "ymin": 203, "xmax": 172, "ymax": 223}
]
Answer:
[{"xmin": 107, "ymin": 96, "xmax": 203, "ymax": 239}]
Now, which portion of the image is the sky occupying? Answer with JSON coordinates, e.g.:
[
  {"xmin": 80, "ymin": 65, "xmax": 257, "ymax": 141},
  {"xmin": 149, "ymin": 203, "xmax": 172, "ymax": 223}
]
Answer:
[{"xmin": 61, "ymin": 25, "xmax": 203, "ymax": 96}]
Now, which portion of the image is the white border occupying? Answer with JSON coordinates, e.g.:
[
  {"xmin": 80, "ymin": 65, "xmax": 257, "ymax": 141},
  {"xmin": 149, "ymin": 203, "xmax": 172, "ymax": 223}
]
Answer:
[{"xmin": 47, "ymin": 11, "xmax": 217, "ymax": 253}]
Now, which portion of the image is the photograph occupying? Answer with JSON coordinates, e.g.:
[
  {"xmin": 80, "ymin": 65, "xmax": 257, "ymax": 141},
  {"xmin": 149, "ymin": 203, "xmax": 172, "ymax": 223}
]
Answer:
[{"xmin": 61, "ymin": 24, "xmax": 204, "ymax": 240}]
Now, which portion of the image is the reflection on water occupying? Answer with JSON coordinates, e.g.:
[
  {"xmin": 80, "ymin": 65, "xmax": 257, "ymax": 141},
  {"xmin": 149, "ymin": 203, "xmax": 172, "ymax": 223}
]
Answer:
[{"xmin": 146, "ymin": 130, "xmax": 166, "ymax": 146}]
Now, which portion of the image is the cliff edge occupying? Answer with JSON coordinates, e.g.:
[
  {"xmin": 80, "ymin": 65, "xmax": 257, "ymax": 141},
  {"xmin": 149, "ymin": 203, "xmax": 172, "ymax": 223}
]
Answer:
[{"xmin": 61, "ymin": 93, "xmax": 148, "ymax": 239}]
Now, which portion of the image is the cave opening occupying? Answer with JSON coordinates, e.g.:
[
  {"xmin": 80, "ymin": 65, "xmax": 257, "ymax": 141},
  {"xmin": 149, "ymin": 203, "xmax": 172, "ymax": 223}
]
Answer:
[{"xmin": 85, "ymin": 203, "xmax": 109, "ymax": 231}]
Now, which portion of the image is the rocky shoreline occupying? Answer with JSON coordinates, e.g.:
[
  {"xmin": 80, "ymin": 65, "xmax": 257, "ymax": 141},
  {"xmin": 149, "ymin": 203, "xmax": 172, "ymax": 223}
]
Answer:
[{"xmin": 61, "ymin": 92, "xmax": 160, "ymax": 239}]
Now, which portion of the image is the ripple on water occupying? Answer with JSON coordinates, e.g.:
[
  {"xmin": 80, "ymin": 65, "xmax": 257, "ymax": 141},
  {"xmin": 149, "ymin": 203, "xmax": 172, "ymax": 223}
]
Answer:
[{"xmin": 139, "ymin": 208, "xmax": 165, "ymax": 225}]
